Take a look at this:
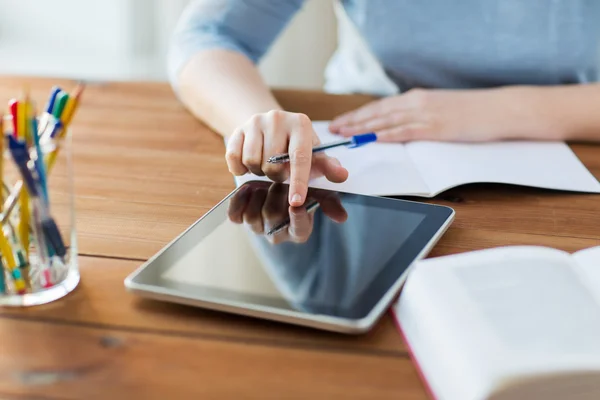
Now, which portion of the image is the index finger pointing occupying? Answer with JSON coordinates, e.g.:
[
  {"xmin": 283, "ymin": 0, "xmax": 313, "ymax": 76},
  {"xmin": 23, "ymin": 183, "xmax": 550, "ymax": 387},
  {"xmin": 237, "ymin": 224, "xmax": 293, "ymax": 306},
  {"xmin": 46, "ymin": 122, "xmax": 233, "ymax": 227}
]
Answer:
[{"xmin": 287, "ymin": 115, "xmax": 314, "ymax": 206}]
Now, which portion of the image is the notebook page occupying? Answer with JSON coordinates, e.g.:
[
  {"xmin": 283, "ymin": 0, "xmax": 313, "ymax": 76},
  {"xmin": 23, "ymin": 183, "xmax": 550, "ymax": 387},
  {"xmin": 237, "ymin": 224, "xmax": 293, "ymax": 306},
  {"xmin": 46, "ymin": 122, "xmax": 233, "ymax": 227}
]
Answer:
[
  {"xmin": 573, "ymin": 247, "xmax": 600, "ymax": 305},
  {"xmin": 235, "ymin": 121, "xmax": 429, "ymax": 196},
  {"xmin": 405, "ymin": 141, "xmax": 600, "ymax": 196}
]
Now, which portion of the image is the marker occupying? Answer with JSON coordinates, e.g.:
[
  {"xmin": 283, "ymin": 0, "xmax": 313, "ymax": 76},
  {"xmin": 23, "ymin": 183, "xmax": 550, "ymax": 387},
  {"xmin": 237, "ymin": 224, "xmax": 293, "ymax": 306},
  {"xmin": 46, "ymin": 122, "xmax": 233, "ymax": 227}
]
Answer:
[
  {"xmin": 39, "ymin": 86, "xmax": 62, "ymax": 134},
  {"xmin": 267, "ymin": 133, "xmax": 377, "ymax": 164},
  {"xmin": 45, "ymin": 86, "xmax": 62, "ymax": 115},
  {"xmin": 52, "ymin": 91, "xmax": 69, "ymax": 120}
]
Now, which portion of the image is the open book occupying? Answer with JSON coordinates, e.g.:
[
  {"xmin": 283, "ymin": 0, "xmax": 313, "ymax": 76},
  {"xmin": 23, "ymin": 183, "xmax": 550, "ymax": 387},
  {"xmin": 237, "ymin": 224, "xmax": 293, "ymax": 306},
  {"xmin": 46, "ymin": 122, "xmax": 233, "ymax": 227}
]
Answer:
[
  {"xmin": 393, "ymin": 245, "xmax": 600, "ymax": 400},
  {"xmin": 235, "ymin": 121, "xmax": 600, "ymax": 196}
]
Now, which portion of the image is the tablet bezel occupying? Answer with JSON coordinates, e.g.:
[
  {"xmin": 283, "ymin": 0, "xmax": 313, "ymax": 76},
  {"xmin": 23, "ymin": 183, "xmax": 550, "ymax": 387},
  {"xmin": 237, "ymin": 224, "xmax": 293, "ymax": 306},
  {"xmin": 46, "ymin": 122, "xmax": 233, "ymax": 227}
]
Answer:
[{"xmin": 124, "ymin": 181, "xmax": 455, "ymax": 334}]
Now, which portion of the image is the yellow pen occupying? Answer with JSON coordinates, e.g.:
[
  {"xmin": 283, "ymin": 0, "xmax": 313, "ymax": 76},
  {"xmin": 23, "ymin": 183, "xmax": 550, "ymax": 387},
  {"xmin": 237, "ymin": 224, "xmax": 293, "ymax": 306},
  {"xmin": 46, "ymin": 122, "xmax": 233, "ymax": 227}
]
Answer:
[
  {"xmin": 24, "ymin": 93, "xmax": 33, "ymax": 146},
  {"xmin": 19, "ymin": 183, "xmax": 30, "ymax": 258},
  {"xmin": 0, "ymin": 228, "xmax": 25, "ymax": 294},
  {"xmin": 19, "ymin": 96, "xmax": 32, "ymax": 257},
  {"xmin": 16, "ymin": 102, "xmax": 25, "ymax": 141},
  {"xmin": 61, "ymin": 97, "xmax": 76, "ymax": 127},
  {"xmin": 62, "ymin": 84, "xmax": 84, "ymax": 127}
]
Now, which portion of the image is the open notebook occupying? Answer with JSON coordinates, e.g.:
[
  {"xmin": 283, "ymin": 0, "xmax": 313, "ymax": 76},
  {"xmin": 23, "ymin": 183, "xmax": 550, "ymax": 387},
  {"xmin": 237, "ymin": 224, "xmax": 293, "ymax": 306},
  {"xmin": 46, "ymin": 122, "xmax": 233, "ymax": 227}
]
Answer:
[
  {"xmin": 235, "ymin": 121, "xmax": 600, "ymax": 196},
  {"xmin": 393, "ymin": 245, "xmax": 600, "ymax": 400}
]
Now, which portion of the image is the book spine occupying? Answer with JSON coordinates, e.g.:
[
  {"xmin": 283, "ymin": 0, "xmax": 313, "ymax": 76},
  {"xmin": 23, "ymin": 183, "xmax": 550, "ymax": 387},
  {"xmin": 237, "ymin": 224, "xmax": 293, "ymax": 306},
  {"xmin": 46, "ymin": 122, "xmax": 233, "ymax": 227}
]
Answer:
[{"xmin": 390, "ymin": 308, "xmax": 439, "ymax": 400}]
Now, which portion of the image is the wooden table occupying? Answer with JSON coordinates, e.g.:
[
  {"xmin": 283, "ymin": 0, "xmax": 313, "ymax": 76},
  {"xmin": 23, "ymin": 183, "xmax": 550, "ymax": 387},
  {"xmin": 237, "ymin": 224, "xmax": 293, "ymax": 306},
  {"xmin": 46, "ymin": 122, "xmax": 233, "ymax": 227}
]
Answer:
[{"xmin": 0, "ymin": 76, "xmax": 598, "ymax": 399}]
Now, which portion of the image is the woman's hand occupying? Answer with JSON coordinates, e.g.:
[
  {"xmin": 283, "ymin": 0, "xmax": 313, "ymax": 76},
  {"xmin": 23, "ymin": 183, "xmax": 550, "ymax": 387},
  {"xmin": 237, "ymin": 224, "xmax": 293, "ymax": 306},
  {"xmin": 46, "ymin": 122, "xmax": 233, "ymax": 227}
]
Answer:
[
  {"xmin": 329, "ymin": 88, "xmax": 550, "ymax": 142},
  {"xmin": 226, "ymin": 110, "xmax": 349, "ymax": 207},
  {"xmin": 227, "ymin": 182, "xmax": 348, "ymax": 244}
]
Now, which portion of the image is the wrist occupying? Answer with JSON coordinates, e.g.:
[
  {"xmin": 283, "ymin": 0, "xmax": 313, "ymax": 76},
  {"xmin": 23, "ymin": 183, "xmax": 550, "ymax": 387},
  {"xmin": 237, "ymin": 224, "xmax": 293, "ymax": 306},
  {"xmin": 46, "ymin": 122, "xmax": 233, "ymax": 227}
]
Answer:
[
  {"xmin": 494, "ymin": 86, "xmax": 578, "ymax": 141},
  {"xmin": 493, "ymin": 86, "xmax": 567, "ymax": 141}
]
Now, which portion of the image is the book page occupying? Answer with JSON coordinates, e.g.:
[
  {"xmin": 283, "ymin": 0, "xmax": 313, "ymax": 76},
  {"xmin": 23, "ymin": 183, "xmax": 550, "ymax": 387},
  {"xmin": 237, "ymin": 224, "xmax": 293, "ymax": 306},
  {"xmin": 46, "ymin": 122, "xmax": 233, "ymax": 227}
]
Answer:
[
  {"xmin": 573, "ymin": 246, "xmax": 600, "ymax": 304},
  {"xmin": 448, "ymin": 247, "xmax": 600, "ymax": 356},
  {"xmin": 235, "ymin": 121, "xmax": 430, "ymax": 196},
  {"xmin": 405, "ymin": 141, "xmax": 600, "ymax": 196}
]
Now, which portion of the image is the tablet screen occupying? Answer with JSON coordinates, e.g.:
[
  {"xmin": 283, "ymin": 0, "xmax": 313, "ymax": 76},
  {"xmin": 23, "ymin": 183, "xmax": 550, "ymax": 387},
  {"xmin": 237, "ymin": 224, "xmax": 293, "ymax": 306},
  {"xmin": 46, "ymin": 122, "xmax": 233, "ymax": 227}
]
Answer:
[{"xmin": 146, "ymin": 181, "xmax": 453, "ymax": 320}]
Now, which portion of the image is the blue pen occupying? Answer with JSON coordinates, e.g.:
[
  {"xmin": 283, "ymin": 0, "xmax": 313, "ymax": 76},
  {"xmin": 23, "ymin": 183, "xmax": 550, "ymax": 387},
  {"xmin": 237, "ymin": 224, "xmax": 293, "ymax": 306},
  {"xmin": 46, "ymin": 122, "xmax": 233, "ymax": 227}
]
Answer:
[
  {"xmin": 38, "ymin": 87, "xmax": 62, "ymax": 136},
  {"xmin": 267, "ymin": 133, "xmax": 377, "ymax": 164},
  {"xmin": 45, "ymin": 86, "xmax": 62, "ymax": 115},
  {"xmin": 8, "ymin": 136, "xmax": 40, "ymax": 197},
  {"xmin": 8, "ymin": 136, "xmax": 66, "ymax": 260},
  {"xmin": 30, "ymin": 117, "xmax": 49, "ymax": 204}
]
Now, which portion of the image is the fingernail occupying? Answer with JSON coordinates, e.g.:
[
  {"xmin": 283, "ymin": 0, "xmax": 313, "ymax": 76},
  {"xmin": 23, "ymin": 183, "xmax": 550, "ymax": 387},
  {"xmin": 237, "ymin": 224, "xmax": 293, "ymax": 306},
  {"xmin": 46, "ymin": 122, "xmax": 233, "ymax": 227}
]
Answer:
[
  {"xmin": 330, "ymin": 157, "xmax": 341, "ymax": 167},
  {"xmin": 291, "ymin": 194, "xmax": 302, "ymax": 204}
]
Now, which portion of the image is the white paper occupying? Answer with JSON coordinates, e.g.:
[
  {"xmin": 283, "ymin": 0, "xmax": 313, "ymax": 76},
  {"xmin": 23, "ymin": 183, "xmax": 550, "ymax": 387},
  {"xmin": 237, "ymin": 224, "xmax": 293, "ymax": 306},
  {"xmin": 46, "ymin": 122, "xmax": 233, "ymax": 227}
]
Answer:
[{"xmin": 406, "ymin": 140, "xmax": 600, "ymax": 196}]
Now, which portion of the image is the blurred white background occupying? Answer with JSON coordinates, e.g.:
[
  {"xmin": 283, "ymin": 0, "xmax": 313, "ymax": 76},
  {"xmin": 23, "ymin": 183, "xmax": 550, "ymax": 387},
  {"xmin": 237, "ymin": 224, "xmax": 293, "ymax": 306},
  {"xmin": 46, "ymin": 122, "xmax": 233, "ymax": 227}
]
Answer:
[{"xmin": 0, "ymin": 0, "xmax": 337, "ymax": 89}]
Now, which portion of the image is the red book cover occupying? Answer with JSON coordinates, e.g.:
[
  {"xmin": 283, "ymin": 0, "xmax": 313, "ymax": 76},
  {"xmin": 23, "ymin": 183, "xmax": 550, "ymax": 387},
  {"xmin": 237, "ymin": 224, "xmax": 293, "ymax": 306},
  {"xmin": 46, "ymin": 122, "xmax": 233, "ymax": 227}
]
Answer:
[{"xmin": 390, "ymin": 308, "xmax": 438, "ymax": 400}]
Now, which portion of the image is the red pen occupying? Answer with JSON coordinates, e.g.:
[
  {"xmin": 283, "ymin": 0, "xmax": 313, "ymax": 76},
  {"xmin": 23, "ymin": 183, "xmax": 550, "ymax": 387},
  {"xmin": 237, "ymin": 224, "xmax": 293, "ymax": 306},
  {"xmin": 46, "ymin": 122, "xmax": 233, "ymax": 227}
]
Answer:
[{"xmin": 8, "ymin": 99, "xmax": 18, "ymax": 138}]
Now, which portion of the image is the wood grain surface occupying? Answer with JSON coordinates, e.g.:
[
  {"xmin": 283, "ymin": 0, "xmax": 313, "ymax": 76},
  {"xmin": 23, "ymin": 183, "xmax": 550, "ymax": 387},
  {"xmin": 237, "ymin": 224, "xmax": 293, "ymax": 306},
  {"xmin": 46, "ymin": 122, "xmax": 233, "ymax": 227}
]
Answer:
[{"xmin": 0, "ymin": 76, "xmax": 598, "ymax": 399}]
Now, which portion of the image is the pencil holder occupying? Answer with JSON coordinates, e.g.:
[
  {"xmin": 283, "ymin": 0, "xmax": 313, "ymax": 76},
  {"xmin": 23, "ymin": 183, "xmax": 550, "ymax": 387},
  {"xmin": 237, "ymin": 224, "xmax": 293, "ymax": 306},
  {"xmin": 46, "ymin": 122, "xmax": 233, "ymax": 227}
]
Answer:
[{"xmin": 0, "ymin": 110, "xmax": 78, "ymax": 306}]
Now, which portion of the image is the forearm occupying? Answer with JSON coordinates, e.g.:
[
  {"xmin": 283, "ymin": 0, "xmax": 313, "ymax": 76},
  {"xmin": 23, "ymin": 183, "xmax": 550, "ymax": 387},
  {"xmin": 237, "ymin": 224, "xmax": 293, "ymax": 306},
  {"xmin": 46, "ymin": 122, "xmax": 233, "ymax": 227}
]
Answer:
[
  {"xmin": 176, "ymin": 49, "xmax": 282, "ymax": 138},
  {"xmin": 498, "ymin": 84, "xmax": 600, "ymax": 142}
]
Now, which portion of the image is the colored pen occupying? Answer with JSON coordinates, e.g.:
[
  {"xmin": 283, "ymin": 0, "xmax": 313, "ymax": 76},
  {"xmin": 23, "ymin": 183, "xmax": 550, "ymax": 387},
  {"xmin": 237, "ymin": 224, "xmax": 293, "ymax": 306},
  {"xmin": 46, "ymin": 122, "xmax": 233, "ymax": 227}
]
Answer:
[
  {"xmin": 266, "ymin": 201, "xmax": 320, "ymax": 236},
  {"xmin": 38, "ymin": 86, "xmax": 62, "ymax": 135},
  {"xmin": 31, "ymin": 116, "xmax": 48, "ymax": 204},
  {"xmin": 61, "ymin": 84, "xmax": 84, "ymax": 126},
  {"xmin": 52, "ymin": 91, "xmax": 69, "ymax": 121},
  {"xmin": 267, "ymin": 133, "xmax": 377, "ymax": 164},
  {"xmin": 46, "ymin": 86, "xmax": 62, "ymax": 114},
  {"xmin": 17, "ymin": 101, "xmax": 26, "ymax": 140},
  {"xmin": 8, "ymin": 136, "xmax": 66, "ymax": 260},
  {"xmin": 8, "ymin": 99, "xmax": 18, "ymax": 136},
  {"xmin": 0, "ymin": 225, "xmax": 24, "ymax": 294}
]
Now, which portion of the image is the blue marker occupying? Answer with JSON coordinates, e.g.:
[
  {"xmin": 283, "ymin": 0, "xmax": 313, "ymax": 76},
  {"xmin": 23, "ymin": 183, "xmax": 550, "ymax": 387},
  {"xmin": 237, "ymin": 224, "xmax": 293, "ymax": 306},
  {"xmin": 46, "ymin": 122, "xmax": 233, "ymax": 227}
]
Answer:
[
  {"xmin": 39, "ymin": 87, "xmax": 63, "ymax": 136},
  {"xmin": 45, "ymin": 86, "xmax": 62, "ymax": 115},
  {"xmin": 267, "ymin": 133, "xmax": 377, "ymax": 164}
]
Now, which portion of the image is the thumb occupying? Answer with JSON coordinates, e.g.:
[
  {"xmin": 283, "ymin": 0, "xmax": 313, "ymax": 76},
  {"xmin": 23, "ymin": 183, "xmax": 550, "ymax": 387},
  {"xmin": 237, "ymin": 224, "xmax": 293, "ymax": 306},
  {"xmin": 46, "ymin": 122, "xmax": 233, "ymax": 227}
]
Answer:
[{"xmin": 313, "ymin": 156, "xmax": 348, "ymax": 183}]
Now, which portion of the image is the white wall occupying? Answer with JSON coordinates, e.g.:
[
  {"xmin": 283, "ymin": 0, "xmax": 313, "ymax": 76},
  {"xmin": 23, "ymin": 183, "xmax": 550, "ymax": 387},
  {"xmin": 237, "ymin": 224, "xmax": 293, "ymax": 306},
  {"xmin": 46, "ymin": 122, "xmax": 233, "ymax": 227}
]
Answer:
[{"xmin": 0, "ymin": 0, "xmax": 336, "ymax": 89}]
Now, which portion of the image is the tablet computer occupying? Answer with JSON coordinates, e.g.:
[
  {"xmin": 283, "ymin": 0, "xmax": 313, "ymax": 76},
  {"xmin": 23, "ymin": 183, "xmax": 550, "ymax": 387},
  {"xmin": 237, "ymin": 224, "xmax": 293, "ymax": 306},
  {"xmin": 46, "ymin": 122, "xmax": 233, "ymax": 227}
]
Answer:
[{"xmin": 124, "ymin": 181, "xmax": 454, "ymax": 334}]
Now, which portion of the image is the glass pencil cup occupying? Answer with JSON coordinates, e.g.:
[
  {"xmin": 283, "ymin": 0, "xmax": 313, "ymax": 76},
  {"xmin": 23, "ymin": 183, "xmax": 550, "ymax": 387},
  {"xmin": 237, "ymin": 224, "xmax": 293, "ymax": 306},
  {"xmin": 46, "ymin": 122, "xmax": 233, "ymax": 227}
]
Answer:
[{"xmin": 0, "ymin": 114, "xmax": 78, "ymax": 306}]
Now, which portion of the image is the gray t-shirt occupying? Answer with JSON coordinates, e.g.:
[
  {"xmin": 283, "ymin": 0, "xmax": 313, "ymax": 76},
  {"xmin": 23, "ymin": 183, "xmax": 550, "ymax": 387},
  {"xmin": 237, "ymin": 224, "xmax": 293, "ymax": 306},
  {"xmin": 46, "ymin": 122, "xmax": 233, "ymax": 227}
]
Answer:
[{"xmin": 167, "ymin": 0, "xmax": 600, "ymax": 93}]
